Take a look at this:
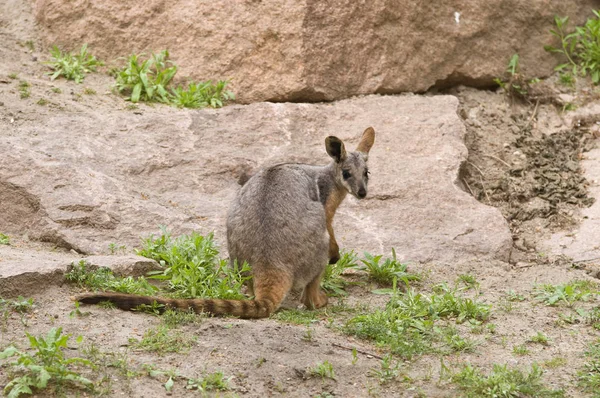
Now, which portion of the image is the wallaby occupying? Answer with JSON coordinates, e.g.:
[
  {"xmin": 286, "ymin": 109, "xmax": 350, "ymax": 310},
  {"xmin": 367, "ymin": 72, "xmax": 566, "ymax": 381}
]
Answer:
[{"xmin": 75, "ymin": 127, "xmax": 375, "ymax": 319}]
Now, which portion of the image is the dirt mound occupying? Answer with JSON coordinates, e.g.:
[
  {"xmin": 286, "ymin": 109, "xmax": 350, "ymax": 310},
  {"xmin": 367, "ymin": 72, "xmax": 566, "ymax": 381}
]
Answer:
[{"xmin": 456, "ymin": 86, "xmax": 596, "ymax": 262}]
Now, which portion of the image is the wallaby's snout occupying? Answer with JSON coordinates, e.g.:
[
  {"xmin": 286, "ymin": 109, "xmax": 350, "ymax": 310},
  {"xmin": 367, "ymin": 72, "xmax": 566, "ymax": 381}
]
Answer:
[
  {"xmin": 357, "ymin": 186, "xmax": 367, "ymax": 199},
  {"xmin": 326, "ymin": 127, "xmax": 375, "ymax": 200}
]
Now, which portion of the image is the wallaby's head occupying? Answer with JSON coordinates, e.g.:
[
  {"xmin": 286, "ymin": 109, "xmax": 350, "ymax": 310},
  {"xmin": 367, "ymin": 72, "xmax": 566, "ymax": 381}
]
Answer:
[{"xmin": 325, "ymin": 127, "xmax": 375, "ymax": 199}]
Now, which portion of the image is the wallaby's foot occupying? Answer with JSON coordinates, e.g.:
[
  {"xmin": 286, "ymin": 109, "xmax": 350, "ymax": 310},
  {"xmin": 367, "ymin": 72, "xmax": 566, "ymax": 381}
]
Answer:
[
  {"xmin": 313, "ymin": 289, "xmax": 328, "ymax": 309},
  {"xmin": 303, "ymin": 288, "xmax": 328, "ymax": 309},
  {"xmin": 302, "ymin": 272, "xmax": 329, "ymax": 309}
]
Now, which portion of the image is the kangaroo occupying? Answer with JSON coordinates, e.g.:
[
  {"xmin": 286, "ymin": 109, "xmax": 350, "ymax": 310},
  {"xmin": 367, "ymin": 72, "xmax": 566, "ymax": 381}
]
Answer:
[{"xmin": 75, "ymin": 127, "xmax": 375, "ymax": 319}]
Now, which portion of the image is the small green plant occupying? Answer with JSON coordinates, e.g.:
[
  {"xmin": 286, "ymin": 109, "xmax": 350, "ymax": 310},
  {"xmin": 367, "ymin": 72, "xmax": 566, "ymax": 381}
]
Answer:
[
  {"xmin": 82, "ymin": 87, "xmax": 96, "ymax": 95},
  {"xmin": 171, "ymin": 80, "xmax": 235, "ymax": 109},
  {"xmin": 452, "ymin": 363, "xmax": 564, "ymax": 397},
  {"xmin": 345, "ymin": 284, "xmax": 490, "ymax": 359},
  {"xmin": 308, "ymin": 361, "xmax": 336, "ymax": 380},
  {"xmin": 457, "ymin": 274, "xmax": 479, "ymax": 290},
  {"xmin": 133, "ymin": 301, "xmax": 165, "ymax": 315},
  {"xmin": 0, "ymin": 328, "xmax": 94, "ymax": 397},
  {"xmin": 273, "ymin": 308, "xmax": 318, "ymax": 325},
  {"xmin": 513, "ymin": 344, "xmax": 530, "ymax": 356},
  {"xmin": 302, "ymin": 326, "xmax": 314, "ymax": 342},
  {"xmin": 494, "ymin": 54, "xmax": 532, "ymax": 97},
  {"xmin": 369, "ymin": 354, "xmax": 401, "ymax": 384},
  {"xmin": 559, "ymin": 71, "xmax": 575, "ymax": 87},
  {"xmin": 543, "ymin": 357, "xmax": 567, "ymax": 369},
  {"xmin": 546, "ymin": 12, "xmax": 600, "ymax": 84},
  {"xmin": 36, "ymin": 98, "xmax": 48, "ymax": 106},
  {"xmin": 161, "ymin": 308, "xmax": 202, "ymax": 327},
  {"xmin": 65, "ymin": 260, "xmax": 158, "ymax": 296},
  {"xmin": 506, "ymin": 289, "xmax": 526, "ymax": 302},
  {"xmin": 128, "ymin": 324, "xmax": 196, "ymax": 355},
  {"xmin": 1, "ymin": 296, "xmax": 34, "ymax": 328},
  {"xmin": 107, "ymin": 242, "xmax": 126, "ymax": 254},
  {"xmin": 0, "ymin": 233, "xmax": 10, "ymax": 245},
  {"xmin": 68, "ymin": 301, "xmax": 90, "ymax": 318},
  {"xmin": 578, "ymin": 339, "xmax": 600, "ymax": 394},
  {"xmin": 186, "ymin": 371, "xmax": 231, "ymax": 392},
  {"xmin": 545, "ymin": 16, "xmax": 578, "ymax": 73},
  {"xmin": 354, "ymin": 249, "xmax": 420, "ymax": 286},
  {"xmin": 498, "ymin": 298, "xmax": 515, "ymax": 313},
  {"xmin": 86, "ymin": 346, "xmax": 136, "ymax": 379},
  {"xmin": 18, "ymin": 80, "xmax": 30, "ymax": 99},
  {"xmin": 321, "ymin": 251, "xmax": 358, "ymax": 296},
  {"xmin": 533, "ymin": 280, "xmax": 598, "ymax": 307},
  {"xmin": 529, "ymin": 331, "xmax": 550, "ymax": 346},
  {"xmin": 139, "ymin": 228, "xmax": 251, "ymax": 299},
  {"xmin": 114, "ymin": 50, "xmax": 176, "ymax": 103},
  {"xmin": 8, "ymin": 296, "xmax": 34, "ymax": 313},
  {"xmin": 443, "ymin": 328, "xmax": 477, "ymax": 353},
  {"xmin": 8, "ymin": 73, "xmax": 18, "ymax": 79},
  {"xmin": 51, "ymin": 87, "xmax": 61, "ymax": 94},
  {"xmin": 46, "ymin": 44, "xmax": 102, "ymax": 83},
  {"xmin": 351, "ymin": 348, "xmax": 358, "ymax": 365}
]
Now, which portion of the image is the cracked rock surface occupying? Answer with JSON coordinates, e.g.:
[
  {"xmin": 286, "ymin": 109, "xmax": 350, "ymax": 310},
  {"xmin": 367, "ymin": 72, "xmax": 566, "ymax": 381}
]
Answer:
[{"xmin": 1, "ymin": 92, "xmax": 512, "ymax": 263}]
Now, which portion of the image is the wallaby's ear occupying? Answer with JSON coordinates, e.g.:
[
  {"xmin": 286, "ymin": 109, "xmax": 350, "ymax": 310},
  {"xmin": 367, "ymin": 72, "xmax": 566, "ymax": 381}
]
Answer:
[
  {"xmin": 325, "ymin": 136, "xmax": 347, "ymax": 163},
  {"xmin": 356, "ymin": 127, "xmax": 375, "ymax": 155}
]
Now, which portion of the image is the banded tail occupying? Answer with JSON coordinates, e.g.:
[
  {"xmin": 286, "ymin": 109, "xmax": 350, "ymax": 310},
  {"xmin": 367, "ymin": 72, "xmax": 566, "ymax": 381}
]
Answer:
[{"xmin": 74, "ymin": 291, "xmax": 281, "ymax": 319}]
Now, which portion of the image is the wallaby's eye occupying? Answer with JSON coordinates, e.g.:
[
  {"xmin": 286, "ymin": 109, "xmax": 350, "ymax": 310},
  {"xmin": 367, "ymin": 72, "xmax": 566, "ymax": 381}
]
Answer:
[
  {"xmin": 342, "ymin": 170, "xmax": 351, "ymax": 180},
  {"xmin": 364, "ymin": 169, "xmax": 370, "ymax": 178}
]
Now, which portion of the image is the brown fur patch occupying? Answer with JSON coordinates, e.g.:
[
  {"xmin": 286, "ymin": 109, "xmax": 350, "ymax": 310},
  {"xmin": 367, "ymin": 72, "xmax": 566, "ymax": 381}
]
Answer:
[{"xmin": 324, "ymin": 187, "xmax": 347, "ymax": 262}]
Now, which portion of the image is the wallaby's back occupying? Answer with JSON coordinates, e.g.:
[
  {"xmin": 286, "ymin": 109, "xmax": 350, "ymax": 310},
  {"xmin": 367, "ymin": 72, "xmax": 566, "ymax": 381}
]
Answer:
[{"xmin": 227, "ymin": 163, "xmax": 329, "ymax": 291}]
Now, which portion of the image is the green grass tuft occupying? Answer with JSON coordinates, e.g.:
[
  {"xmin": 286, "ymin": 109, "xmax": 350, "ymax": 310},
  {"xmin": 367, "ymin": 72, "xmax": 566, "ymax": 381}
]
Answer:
[
  {"xmin": 171, "ymin": 80, "xmax": 234, "ymax": 109},
  {"xmin": 45, "ymin": 44, "xmax": 102, "ymax": 83},
  {"xmin": 0, "ymin": 233, "xmax": 10, "ymax": 245},
  {"xmin": 354, "ymin": 248, "xmax": 420, "ymax": 287},
  {"xmin": 321, "ymin": 251, "xmax": 358, "ymax": 296},
  {"xmin": 137, "ymin": 227, "xmax": 251, "ymax": 299},
  {"xmin": 114, "ymin": 50, "xmax": 176, "ymax": 103},
  {"xmin": 186, "ymin": 372, "xmax": 231, "ymax": 392},
  {"xmin": 0, "ymin": 327, "xmax": 95, "ymax": 397},
  {"xmin": 533, "ymin": 280, "xmax": 598, "ymax": 307},
  {"xmin": 451, "ymin": 363, "xmax": 564, "ymax": 397},
  {"xmin": 308, "ymin": 361, "xmax": 336, "ymax": 380},
  {"xmin": 128, "ymin": 324, "xmax": 196, "ymax": 355},
  {"xmin": 65, "ymin": 260, "xmax": 158, "ymax": 296},
  {"xmin": 344, "ymin": 285, "xmax": 490, "ymax": 359},
  {"xmin": 578, "ymin": 339, "xmax": 600, "ymax": 395},
  {"xmin": 545, "ymin": 11, "xmax": 600, "ymax": 84}
]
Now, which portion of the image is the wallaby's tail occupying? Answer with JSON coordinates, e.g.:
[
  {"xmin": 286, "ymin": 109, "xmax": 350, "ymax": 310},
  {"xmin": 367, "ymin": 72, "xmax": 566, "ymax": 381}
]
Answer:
[
  {"xmin": 74, "ymin": 269, "xmax": 294, "ymax": 319},
  {"xmin": 74, "ymin": 292, "xmax": 283, "ymax": 319}
]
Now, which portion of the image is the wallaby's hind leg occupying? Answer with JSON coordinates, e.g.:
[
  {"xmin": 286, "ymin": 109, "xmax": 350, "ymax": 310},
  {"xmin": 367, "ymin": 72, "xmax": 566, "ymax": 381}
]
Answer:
[
  {"xmin": 302, "ymin": 270, "xmax": 328, "ymax": 310},
  {"xmin": 252, "ymin": 270, "xmax": 293, "ymax": 317}
]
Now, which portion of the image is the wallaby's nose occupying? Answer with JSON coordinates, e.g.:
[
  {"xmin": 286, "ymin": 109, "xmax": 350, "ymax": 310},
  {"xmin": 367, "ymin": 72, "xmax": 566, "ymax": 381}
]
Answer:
[{"xmin": 357, "ymin": 188, "xmax": 367, "ymax": 199}]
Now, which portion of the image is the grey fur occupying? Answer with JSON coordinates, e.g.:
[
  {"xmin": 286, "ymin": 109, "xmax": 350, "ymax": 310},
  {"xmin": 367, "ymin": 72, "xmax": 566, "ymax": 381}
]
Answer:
[{"xmin": 226, "ymin": 128, "xmax": 375, "ymax": 305}]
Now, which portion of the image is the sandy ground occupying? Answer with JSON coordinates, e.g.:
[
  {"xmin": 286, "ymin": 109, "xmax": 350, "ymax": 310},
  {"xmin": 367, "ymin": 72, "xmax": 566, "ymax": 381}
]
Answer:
[{"xmin": 3, "ymin": 1, "xmax": 600, "ymax": 397}]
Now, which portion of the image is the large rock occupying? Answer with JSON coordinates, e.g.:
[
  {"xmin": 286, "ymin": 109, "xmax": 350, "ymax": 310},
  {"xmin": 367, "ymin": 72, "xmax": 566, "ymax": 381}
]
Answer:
[
  {"xmin": 0, "ymin": 93, "xmax": 512, "ymax": 264},
  {"xmin": 33, "ymin": 0, "xmax": 597, "ymax": 103},
  {"xmin": 0, "ymin": 243, "xmax": 161, "ymax": 297}
]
